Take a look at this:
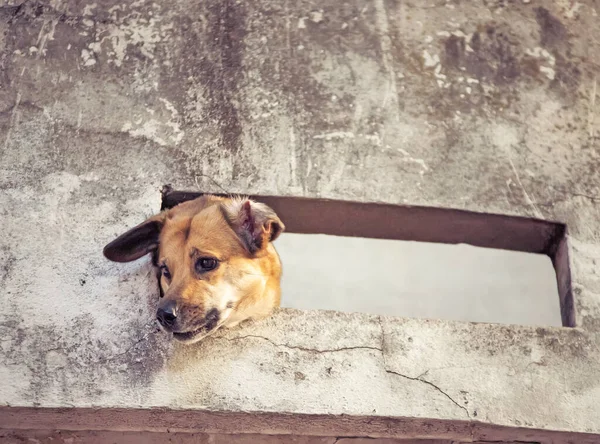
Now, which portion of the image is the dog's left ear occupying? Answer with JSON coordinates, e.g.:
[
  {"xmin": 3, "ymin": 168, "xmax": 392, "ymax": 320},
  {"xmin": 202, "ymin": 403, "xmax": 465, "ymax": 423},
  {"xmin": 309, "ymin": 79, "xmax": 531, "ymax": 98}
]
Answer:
[
  {"xmin": 103, "ymin": 213, "xmax": 166, "ymax": 263},
  {"xmin": 221, "ymin": 199, "xmax": 285, "ymax": 254}
]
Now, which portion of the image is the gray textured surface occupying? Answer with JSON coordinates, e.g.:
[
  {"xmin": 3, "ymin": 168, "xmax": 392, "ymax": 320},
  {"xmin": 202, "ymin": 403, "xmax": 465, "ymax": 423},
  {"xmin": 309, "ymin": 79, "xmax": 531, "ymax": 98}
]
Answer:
[{"xmin": 1, "ymin": 0, "xmax": 600, "ymax": 441}]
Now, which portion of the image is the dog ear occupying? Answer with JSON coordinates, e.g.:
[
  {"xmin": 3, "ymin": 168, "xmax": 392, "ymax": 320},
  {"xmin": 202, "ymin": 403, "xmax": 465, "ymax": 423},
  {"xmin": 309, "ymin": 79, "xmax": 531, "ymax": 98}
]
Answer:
[
  {"xmin": 221, "ymin": 198, "xmax": 285, "ymax": 254},
  {"xmin": 103, "ymin": 213, "xmax": 166, "ymax": 263}
]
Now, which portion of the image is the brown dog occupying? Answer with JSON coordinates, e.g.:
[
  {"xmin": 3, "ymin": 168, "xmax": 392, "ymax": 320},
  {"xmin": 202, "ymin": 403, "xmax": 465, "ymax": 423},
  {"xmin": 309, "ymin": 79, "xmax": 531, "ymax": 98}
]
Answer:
[{"xmin": 103, "ymin": 195, "xmax": 285, "ymax": 344}]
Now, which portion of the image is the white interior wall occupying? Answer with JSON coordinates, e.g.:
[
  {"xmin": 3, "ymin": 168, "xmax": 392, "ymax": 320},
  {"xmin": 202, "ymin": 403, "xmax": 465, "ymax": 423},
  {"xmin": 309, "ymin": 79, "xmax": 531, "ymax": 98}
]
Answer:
[{"xmin": 276, "ymin": 234, "xmax": 562, "ymax": 326}]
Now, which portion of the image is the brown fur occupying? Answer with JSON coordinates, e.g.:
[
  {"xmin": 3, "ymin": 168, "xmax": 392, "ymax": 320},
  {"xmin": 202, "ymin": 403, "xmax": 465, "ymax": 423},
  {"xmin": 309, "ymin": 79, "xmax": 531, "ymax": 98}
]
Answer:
[{"xmin": 103, "ymin": 195, "xmax": 284, "ymax": 344}]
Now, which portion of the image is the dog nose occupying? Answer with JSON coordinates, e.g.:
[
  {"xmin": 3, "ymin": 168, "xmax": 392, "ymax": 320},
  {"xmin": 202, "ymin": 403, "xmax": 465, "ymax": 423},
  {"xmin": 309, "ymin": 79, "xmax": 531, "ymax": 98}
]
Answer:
[{"xmin": 157, "ymin": 300, "xmax": 177, "ymax": 328}]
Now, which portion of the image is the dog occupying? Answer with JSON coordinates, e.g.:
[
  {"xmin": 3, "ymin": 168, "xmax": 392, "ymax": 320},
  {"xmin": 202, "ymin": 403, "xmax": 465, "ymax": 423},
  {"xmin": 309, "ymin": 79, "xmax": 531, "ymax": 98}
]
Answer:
[{"xmin": 103, "ymin": 195, "xmax": 285, "ymax": 344}]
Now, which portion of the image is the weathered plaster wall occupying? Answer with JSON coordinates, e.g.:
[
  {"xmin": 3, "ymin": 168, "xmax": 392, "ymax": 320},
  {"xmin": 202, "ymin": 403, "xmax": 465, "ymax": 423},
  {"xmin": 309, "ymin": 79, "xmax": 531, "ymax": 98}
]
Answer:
[{"xmin": 1, "ymin": 0, "xmax": 599, "ymax": 442}]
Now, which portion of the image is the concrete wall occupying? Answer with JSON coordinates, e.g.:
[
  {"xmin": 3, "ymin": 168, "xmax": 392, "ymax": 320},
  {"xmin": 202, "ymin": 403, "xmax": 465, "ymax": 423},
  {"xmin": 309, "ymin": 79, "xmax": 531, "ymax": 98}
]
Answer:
[{"xmin": 1, "ymin": 0, "xmax": 600, "ymax": 442}]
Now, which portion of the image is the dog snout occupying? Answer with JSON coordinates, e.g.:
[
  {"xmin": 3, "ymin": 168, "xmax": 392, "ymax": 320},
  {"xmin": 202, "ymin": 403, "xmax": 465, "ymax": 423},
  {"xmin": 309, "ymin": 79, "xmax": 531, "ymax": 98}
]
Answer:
[
  {"xmin": 204, "ymin": 308, "xmax": 220, "ymax": 330},
  {"xmin": 157, "ymin": 300, "xmax": 177, "ymax": 329}
]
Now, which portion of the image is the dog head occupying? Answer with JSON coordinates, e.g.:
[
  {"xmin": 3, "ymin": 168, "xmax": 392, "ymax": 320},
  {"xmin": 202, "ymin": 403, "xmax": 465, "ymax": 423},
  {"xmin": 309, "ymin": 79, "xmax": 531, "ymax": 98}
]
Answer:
[{"xmin": 103, "ymin": 195, "xmax": 284, "ymax": 344}]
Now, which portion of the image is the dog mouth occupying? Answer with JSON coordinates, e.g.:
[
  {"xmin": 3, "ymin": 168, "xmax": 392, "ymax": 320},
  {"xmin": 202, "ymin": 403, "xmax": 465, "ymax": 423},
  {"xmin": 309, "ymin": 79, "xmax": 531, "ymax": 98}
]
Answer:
[
  {"xmin": 171, "ymin": 324, "xmax": 217, "ymax": 342},
  {"xmin": 171, "ymin": 317, "xmax": 224, "ymax": 343},
  {"xmin": 162, "ymin": 308, "xmax": 225, "ymax": 343}
]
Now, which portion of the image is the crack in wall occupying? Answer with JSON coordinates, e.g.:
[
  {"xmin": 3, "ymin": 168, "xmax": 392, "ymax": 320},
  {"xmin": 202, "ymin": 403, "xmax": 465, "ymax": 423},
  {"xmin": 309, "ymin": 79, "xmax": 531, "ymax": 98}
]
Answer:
[
  {"xmin": 93, "ymin": 323, "xmax": 159, "ymax": 366},
  {"xmin": 385, "ymin": 368, "xmax": 470, "ymax": 419},
  {"xmin": 225, "ymin": 319, "xmax": 471, "ymax": 420},
  {"xmin": 223, "ymin": 334, "xmax": 383, "ymax": 354},
  {"xmin": 377, "ymin": 316, "xmax": 471, "ymax": 419}
]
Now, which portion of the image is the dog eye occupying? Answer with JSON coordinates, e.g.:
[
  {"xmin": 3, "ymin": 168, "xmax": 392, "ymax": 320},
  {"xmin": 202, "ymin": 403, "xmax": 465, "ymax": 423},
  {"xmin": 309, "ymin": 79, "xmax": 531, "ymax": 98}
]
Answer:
[
  {"xmin": 160, "ymin": 265, "xmax": 171, "ymax": 280},
  {"xmin": 196, "ymin": 257, "xmax": 218, "ymax": 273}
]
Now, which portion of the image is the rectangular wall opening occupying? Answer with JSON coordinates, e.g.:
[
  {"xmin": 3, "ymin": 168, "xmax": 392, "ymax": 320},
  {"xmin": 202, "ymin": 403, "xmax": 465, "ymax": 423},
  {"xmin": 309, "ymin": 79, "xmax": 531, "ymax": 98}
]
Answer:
[
  {"xmin": 161, "ymin": 188, "xmax": 574, "ymax": 327},
  {"xmin": 277, "ymin": 234, "xmax": 561, "ymax": 326}
]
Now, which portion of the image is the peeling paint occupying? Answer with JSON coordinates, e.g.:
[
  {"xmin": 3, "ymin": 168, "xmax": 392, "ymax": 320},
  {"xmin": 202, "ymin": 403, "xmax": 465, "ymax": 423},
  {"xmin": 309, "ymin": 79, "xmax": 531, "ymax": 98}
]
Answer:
[
  {"xmin": 422, "ymin": 50, "xmax": 440, "ymax": 68},
  {"xmin": 313, "ymin": 131, "xmax": 355, "ymax": 141},
  {"xmin": 84, "ymin": 4, "xmax": 174, "ymax": 67},
  {"xmin": 80, "ymin": 49, "xmax": 96, "ymax": 66}
]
